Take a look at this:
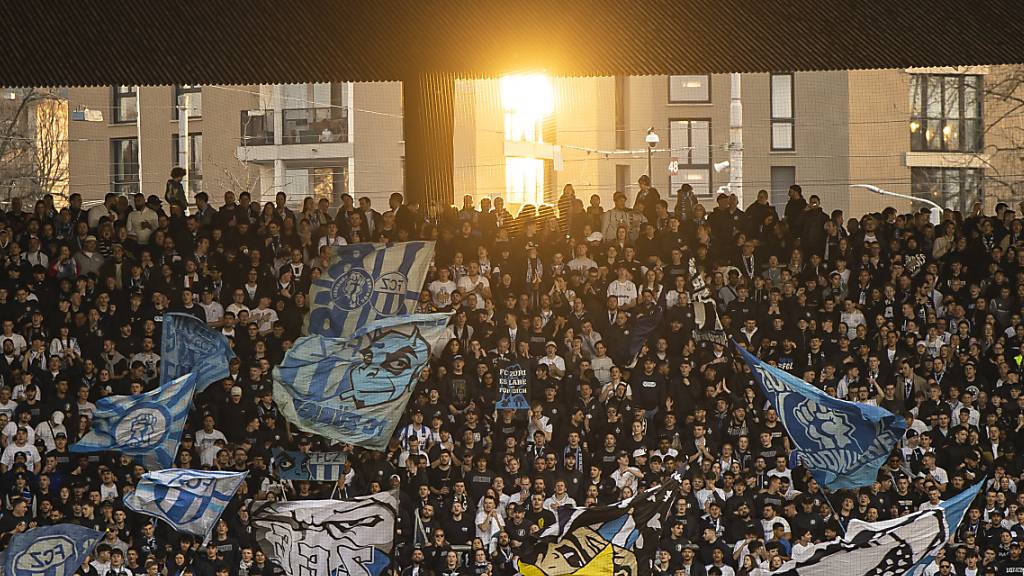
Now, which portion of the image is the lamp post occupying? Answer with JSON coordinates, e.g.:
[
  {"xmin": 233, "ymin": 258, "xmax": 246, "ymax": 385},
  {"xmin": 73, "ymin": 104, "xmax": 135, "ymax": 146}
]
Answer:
[
  {"xmin": 850, "ymin": 184, "xmax": 943, "ymax": 226},
  {"xmin": 645, "ymin": 127, "xmax": 659, "ymax": 191}
]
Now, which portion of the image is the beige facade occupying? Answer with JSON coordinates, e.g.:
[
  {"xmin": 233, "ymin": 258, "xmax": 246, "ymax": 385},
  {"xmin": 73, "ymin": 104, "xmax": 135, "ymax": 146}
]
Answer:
[
  {"xmin": 64, "ymin": 69, "xmax": 1024, "ymax": 217},
  {"xmin": 67, "ymin": 85, "xmax": 259, "ymax": 204},
  {"xmin": 457, "ymin": 67, "xmax": 1023, "ymax": 218}
]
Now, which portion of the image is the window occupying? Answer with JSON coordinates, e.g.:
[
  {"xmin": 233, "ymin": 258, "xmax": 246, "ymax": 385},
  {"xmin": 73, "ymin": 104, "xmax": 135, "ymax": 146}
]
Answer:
[
  {"xmin": 770, "ymin": 166, "xmax": 796, "ymax": 208},
  {"xmin": 171, "ymin": 133, "xmax": 203, "ymax": 193},
  {"xmin": 770, "ymin": 73, "xmax": 794, "ymax": 151},
  {"xmin": 505, "ymin": 157, "xmax": 545, "ymax": 205},
  {"xmin": 111, "ymin": 138, "xmax": 139, "ymax": 194},
  {"xmin": 616, "ymin": 164, "xmax": 630, "ymax": 195},
  {"xmin": 283, "ymin": 165, "xmax": 349, "ymax": 208},
  {"xmin": 911, "ymin": 167, "xmax": 983, "ymax": 212},
  {"xmin": 669, "ymin": 119, "xmax": 711, "ymax": 197},
  {"xmin": 910, "ymin": 74, "xmax": 982, "ymax": 152},
  {"xmin": 669, "ymin": 75, "xmax": 711, "ymax": 103},
  {"xmin": 615, "ymin": 76, "xmax": 628, "ymax": 150},
  {"xmin": 173, "ymin": 85, "xmax": 202, "ymax": 118},
  {"xmin": 113, "ymin": 85, "xmax": 137, "ymax": 123}
]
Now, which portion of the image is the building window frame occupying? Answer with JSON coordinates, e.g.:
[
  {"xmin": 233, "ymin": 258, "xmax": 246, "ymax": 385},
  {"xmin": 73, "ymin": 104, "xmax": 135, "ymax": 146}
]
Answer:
[
  {"xmin": 910, "ymin": 74, "xmax": 983, "ymax": 153},
  {"xmin": 668, "ymin": 75, "xmax": 712, "ymax": 104},
  {"xmin": 668, "ymin": 118, "xmax": 712, "ymax": 198},
  {"xmin": 770, "ymin": 73, "xmax": 794, "ymax": 152},
  {"xmin": 911, "ymin": 166, "xmax": 983, "ymax": 212},
  {"xmin": 171, "ymin": 133, "xmax": 203, "ymax": 194},
  {"xmin": 173, "ymin": 85, "xmax": 202, "ymax": 119},
  {"xmin": 112, "ymin": 85, "xmax": 138, "ymax": 124},
  {"xmin": 111, "ymin": 137, "xmax": 139, "ymax": 194}
]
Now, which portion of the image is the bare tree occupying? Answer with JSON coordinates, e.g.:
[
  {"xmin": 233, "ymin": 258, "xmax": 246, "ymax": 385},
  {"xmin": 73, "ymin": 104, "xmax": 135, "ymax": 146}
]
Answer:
[
  {"xmin": 0, "ymin": 87, "xmax": 69, "ymax": 204},
  {"xmin": 980, "ymin": 66, "xmax": 1024, "ymax": 203}
]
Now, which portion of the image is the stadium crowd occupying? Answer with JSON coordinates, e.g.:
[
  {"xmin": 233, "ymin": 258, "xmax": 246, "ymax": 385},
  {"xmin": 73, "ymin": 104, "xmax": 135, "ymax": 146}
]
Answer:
[{"xmin": 0, "ymin": 172, "xmax": 1023, "ymax": 576}]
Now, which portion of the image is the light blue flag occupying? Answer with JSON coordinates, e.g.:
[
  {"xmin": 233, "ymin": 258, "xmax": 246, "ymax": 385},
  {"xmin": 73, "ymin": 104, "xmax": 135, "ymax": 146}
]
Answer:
[
  {"xmin": 71, "ymin": 373, "xmax": 198, "ymax": 469},
  {"xmin": 2, "ymin": 524, "xmax": 103, "ymax": 576},
  {"xmin": 763, "ymin": 480, "xmax": 984, "ymax": 576},
  {"xmin": 305, "ymin": 241, "xmax": 435, "ymax": 338},
  {"xmin": 275, "ymin": 313, "xmax": 449, "ymax": 450},
  {"xmin": 123, "ymin": 469, "xmax": 247, "ymax": 537},
  {"xmin": 735, "ymin": 344, "xmax": 906, "ymax": 490},
  {"xmin": 161, "ymin": 312, "xmax": 236, "ymax": 392}
]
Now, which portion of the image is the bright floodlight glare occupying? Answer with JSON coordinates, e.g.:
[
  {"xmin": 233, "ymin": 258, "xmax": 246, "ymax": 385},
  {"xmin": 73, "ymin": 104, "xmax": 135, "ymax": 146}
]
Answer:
[{"xmin": 500, "ymin": 74, "xmax": 554, "ymax": 118}]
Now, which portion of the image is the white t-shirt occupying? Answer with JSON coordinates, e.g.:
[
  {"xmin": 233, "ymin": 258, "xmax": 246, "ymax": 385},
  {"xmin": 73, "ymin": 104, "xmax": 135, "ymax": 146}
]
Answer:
[
  {"xmin": 607, "ymin": 280, "xmax": 638, "ymax": 308},
  {"xmin": 195, "ymin": 428, "xmax": 227, "ymax": 452},
  {"xmin": 2, "ymin": 422, "xmax": 35, "ymax": 446},
  {"xmin": 249, "ymin": 307, "xmax": 279, "ymax": 333},
  {"xmin": 428, "ymin": 279, "xmax": 457, "ymax": 308},
  {"xmin": 200, "ymin": 301, "xmax": 225, "ymax": 325},
  {"xmin": 1, "ymin": 441, "xmax": 41, "ymax": 470},
  {"xmin": 0, "ymin": 398, "xmax": 18, "ymax": 420}
]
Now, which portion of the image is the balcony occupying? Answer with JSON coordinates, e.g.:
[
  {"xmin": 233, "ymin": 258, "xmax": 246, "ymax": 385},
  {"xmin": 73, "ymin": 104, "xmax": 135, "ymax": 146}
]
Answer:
[
  {"xmin": 282, "ymin": 107, "xmax": 348, "ymax": 144},
  {"xmin": 240, "ymin": 110, "xmax": 274, "ymax": 146}
]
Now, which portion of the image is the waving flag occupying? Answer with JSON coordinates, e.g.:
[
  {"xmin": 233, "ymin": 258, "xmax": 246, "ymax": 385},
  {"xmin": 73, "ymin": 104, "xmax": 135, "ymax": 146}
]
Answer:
[
  {"xmin": 123, "ymin": 469, "xmax": 247, "ymax": 537},
  {"xmin": 688, "ymin": 258, "xmax": 726, "ymax": 345},
  {"xmin": 519, "ymin": 478, "xmax": 678, "ymax": 576},
  {"xmin": 275, "ymin": 313, "xmax": 449, "ymax": 450},
  {"xmin": 2, "ymin": 524, "xmax": 103, "ymax": 576},
  {"xmin": 71, "ymin": 373, "xmax": 197, "ymax": 469},
  {"xmin": 736, "ymin": 344, "xmax": 906, "ymax": 490},
  {"xmin": 252, "ymin": 492, "xmax": 398, "ymax": 576},
  {"xmin": 161, "ymin": 312, "xmax": 236, "ymax": 392},
  {"xmin": 759, "ymin": 481, "xmax": 982, "ymax": 576},
  {"xmin": 306, "ymin": 241, "xmax": 435, "ymax": 337}
]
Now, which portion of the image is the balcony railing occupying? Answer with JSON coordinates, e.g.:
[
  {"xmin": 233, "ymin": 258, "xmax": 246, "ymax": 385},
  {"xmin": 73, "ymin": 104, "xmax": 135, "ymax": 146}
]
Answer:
[
  {"xmin": 240, "ymin": 110, "xmax": 275, "ymax": 146},
  {"xmin": 282, "ymin": 107, "xmax": 348, "ymax": 144}
]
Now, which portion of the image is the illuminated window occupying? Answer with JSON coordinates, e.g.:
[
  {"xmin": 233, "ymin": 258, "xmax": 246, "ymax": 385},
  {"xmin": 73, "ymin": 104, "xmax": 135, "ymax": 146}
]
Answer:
[
  {"xmin": 505, "ymin": 157, "xmax": 545, "ymax": 206},
  {"xmin": 910, "ymin": 74, "xmax": 982, "ymax": 152}
]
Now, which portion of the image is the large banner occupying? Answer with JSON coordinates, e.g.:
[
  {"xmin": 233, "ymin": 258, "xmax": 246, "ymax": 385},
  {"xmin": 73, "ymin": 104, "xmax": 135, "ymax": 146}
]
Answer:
[
  {"xmin": 495, "ymin": 363, "xmax": 529, "ymax": 411},
  {"xmin": 757, "ymin": 481, "xmax": 981, "ymax": 576},
  {"xmin": 275, "ymin": 313, "xmax": 449, "ymax": 450},
  {"xmin": 518, "ymin": 478, "xmax": 678, "ymax": 576},
  {"xmin": 123, "ymin": 469, "xmax": 247, "ymax": 537},
  {"xmin": 71, "ymin": 373, "xmax": 197, "ymax": 469},
  {"xmin": 1, "ymin": 524, "xmax": 103, "ymax": 576},
  {"xmin": 736, "ymin": 345, "xmax": 906, "ymax": 490},
  {"xmin": 161, "ymin": 312, "xmax": 236, "ymax": 392},
  {"xmin": 273, "ymin": 449, "xmax": 348, "ymax": 482},
  {"xmin": 252, "ymin": 492, "xmax": 398, "ymax": 576},
  {"xmin": 306, "ymin": 241, "xmax": 435, "ymax": 337}
]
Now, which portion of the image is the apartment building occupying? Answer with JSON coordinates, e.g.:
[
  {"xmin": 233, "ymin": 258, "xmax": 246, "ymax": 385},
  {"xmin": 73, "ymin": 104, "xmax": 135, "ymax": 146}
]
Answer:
[
  {"xmin": 456, "ymin": 67, "xmax": 1019, "ymax": 218},
  {"xmin": 67, "ymin": 82, "xmax": 404, "ymax": 209}
]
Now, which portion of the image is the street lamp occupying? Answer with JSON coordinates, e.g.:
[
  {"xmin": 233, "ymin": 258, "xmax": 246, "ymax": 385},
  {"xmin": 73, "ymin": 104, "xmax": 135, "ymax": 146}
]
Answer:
[
  {"xmin": 645, "ymin": 127, "xmax": 659, "ymax": 190},
  {"xmin": 850, "ymin": 184, "xmax": 943, "ymax": 226}
]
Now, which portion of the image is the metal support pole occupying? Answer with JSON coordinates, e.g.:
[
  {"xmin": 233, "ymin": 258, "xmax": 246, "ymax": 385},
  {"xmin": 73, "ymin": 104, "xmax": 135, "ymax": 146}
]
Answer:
[
  {"xmin": 178, "ymin": 93, "xmax": 190, "ymax": 206},
  {"xmin": 729, "ymin": 73, "xmax": 744, "ymax": 207}
]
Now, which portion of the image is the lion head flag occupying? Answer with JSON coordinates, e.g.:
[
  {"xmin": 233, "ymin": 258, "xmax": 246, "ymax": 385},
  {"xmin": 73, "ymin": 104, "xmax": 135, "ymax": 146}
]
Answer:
[
  {"xmin": 123, "ymin": 469, "xmax": 248, "ymax": 537},
  {"xmin": 70, "ymin": 372, "xmax": 198, "ymax": 470},
  {"xmin": 306, "ymin": 241, "xmax": 435, "ymax": 338},
  {"xmin": 275, "ymin": 313, "xmax": 449, "ymax": 450},
  {"xmin": 1, "ymin": 524, "xmax": 103, "ymax": 576},
  {"xmin": 755, "ymin": 480, "xmax": 982, "ymax": 576},
  {"xmin": 518, "ymin": 477, "xmax": 678, "ymax": 576},
  {"xmin": 252, "ymin": 492, "xmax": 397, "ymax": 576},
  {"xmin": 735, "ymin": 344, "xmax": 906, "ymax": 490},
  {"xmin": 161, "ymin": 312, "xmax": 236, "ymax": 392}
]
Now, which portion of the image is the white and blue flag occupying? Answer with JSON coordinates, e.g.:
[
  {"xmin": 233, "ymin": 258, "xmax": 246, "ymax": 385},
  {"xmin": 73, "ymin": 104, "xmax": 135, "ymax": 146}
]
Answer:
[
  {"xmin": 759, "ymin": 481, "xmax": 982, "ymax": 576},
  {"xmin": 161, "ymin": 312, "xmax": 236, "ymax": 393},
  {"xmin": 70, "ymin": 372, "xmax": 198, "ymax": 469},
  {"xmin": 305, "ymin": 241, "xmax": 435, "ymax": 338},
  {"xmin": 275, "ymin": 313, "xmax": 449, "ymax": 450},
  {"xmin": 1, "ymin": 524, "xmax": 103, "ymax": 576},
  {"xmin": 124, "ymin": 469, "xmax": 247, "ymax": 537},
  {"xmin": 735, "ymin": 344, "xmax": 906, "ymax": 490}
]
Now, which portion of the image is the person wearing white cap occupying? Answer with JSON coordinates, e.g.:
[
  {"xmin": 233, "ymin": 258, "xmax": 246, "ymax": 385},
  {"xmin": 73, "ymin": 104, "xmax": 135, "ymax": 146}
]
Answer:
[
  {"xmin": 35, "ymin": 410, "xmax": 67, "ymax": 452},
  {"xmin": 536, "ymin": 341, "xmax": 565, "ymax": 380}
]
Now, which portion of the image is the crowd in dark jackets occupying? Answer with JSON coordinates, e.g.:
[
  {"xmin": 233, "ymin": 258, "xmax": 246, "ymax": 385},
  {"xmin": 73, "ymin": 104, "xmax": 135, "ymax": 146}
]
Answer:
[{"xmin": 0, "ymin": 173, "xmax": 1023, "ymax": 576}]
